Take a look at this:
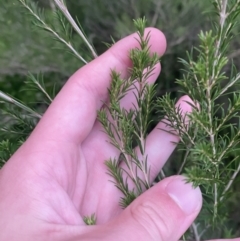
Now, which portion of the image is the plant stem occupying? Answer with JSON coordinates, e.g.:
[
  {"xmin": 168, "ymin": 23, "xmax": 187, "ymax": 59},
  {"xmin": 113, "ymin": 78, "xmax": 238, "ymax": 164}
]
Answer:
[
  {"xmin": 0, "ymin": 91, "xmax": 42, "ymax": 119},
  {"xmin": 18, "ymin": 0, "xmax": 87, "ymax": 64},
  {"xmin": 191, "ymin": 222, "xmax": 201, "ymax": 241},
  {"xmin": 220, "ymin": 158, "xmax": 240, "ymax": 202},
  {"xmin": 29, "ymin": 74, "xmax": 53, "ymax": 103},
  {"xmin": 53, "ymin": 0, "xmax": 98, "ymax": 58},
  {"xmin": 209, "ymin": 0, "xmax": 229, "ymax": 217}
]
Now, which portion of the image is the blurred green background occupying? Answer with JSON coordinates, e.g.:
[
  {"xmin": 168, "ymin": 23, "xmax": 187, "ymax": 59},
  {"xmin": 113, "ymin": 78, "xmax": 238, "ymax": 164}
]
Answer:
[
  {"xmin": 0, "ymin": 0, "xmax": 216, "ymax": 103},
  {"xmin": 0, "ymin": 0, "xmax": 240, "ymax": 239}
]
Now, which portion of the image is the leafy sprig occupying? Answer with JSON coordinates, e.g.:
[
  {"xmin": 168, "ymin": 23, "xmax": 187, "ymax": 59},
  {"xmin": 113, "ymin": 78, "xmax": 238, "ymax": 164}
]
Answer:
[
  {"xmin": 98, "ymin": 17, "xmax": 159, "ymax": 208},
  {"xmin": 83, "ymin": 214, "xmax": 97, "ymax": 225},
  {"xmin": 156, "ymin": 0, "xmax": 240, "ymax": 238}
]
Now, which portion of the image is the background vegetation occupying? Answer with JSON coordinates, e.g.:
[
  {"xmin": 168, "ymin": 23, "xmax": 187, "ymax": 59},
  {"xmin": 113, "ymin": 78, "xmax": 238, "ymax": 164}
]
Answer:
[{"xmin": 0, "ymin": 0, "xmax": 240, "ymax": 239}]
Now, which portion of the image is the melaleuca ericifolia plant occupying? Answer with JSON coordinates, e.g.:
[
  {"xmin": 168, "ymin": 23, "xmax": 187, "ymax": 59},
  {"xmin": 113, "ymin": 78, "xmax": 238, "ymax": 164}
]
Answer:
[{"xmin": 0, "ymin": 0, "xmax": 240, "ymax": 239}]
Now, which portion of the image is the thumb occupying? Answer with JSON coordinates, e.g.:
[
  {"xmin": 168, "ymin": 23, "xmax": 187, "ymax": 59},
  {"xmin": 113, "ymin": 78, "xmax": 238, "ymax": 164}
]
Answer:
[{"xmin": 109, "ymin": 175, "xmax": 202, "ymax": 241}]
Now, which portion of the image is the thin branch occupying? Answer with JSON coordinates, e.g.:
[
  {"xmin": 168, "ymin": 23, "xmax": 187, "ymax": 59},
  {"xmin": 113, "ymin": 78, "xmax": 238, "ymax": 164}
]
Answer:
[
  {"xmin": 210, "ymin": 0, "xmax": 228, "ymax": 84},
  {"xmin": 18, "ymin": 0, "xmax": 87, "ymax": 64},
  {"xmin": 28, "ymin": 74, "xmax": 53, "ymax": 103},
  {"xmin": 191, "ymin": 222, "xmax": 201, "ymax": 241},
  {"xmin": 220, "ymin": 158, "xmax": 240, "ymax": 202},
  {"xmin": 110, "ymin": 112, "xmax": 141, "ymax": 193},
  {"xmin": 217, "ymin": 129, "xmax": 240, "ymax": 163},
  {"xmin": 159, "ymin": 169, "xmax": 166, "ymax": 179},
  {"xmin": 214, "ymin": 73, "xmax": 240, "ymax": 100},
  {"xmin": 227, "ymin": 0, "xmax": 240, "ymax": 17},
  {"xmin": 208, "ymin": 0, "xmax": 229, "ymax": 216},
  {"xmin": 199, "ymin": 224, "xmax": 211, "ymax": 239},
  {"xmin": 0, "ymin": 91, "xmax": 42, "ymax": 119},
  {"xmin": 150, "ymin": 0, "xmax": 163, "ymax": 26},
  {"xmin": 178, "ymin": 148, "xmax": 190, "ymax": 175},
  {"xmin": 216, "ymin": 104, "xmax": 238, "ymax": 133},
  {"xmin": 53, "ymin": 0, "xmax": 98, "ymax": 58}
]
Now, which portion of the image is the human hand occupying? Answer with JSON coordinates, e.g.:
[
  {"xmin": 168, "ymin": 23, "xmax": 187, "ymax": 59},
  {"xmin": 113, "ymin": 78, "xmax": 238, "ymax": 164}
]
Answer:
[{"xmin": 0, "ymin": 28, "xmax": 233, "ymax": 241}]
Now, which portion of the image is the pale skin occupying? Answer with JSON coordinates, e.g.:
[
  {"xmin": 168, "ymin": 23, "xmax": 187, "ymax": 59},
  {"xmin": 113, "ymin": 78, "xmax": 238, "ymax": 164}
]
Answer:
[{"xmin": 0, "ymin": 28, "xmax": 239, "ymax": 241}]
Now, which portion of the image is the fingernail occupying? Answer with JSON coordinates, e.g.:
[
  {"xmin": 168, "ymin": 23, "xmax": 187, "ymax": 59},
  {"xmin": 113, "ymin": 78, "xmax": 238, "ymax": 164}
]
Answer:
[{"xmin": 165, "ymin": 177, "xmax": 202, "ymax": 215}]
